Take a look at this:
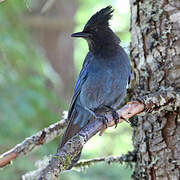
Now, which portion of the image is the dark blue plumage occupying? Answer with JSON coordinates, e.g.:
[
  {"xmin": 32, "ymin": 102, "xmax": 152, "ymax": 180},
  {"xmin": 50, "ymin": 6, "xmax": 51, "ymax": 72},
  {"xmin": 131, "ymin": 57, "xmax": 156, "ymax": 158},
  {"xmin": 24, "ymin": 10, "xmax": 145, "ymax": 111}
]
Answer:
[{"xmin": 60, "ymin": 6, "xmax": 131, "ymax": 166}]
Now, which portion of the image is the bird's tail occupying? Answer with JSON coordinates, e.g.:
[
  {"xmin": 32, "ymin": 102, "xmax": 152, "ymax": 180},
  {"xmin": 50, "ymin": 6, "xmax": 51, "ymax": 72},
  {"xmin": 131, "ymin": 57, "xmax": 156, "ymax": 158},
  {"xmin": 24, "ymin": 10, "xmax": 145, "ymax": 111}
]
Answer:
[
  {"xmin": 59, "ymin": 106, "xmax": 93, "ymax": 169},
  {"xmin": 67, "ymin": 151, "xmax": 82, "ymax": 170},
  {"xmin": 59, "ymin": 120, "xmax": 82, "ymax": 169}
]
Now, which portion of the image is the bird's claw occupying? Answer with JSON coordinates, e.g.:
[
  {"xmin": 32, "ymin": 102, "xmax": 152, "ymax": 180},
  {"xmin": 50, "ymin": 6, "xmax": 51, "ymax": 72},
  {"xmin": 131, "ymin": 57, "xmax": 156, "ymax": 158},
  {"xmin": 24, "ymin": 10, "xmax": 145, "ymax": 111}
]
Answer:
[
  {"xmin": 120, "ymin": 116, "xmax": 130, "ymax": 123},
  {"xmin": 96, "ymin": 114, "xmax": 108, "ymax": 128},
  {"xmin": 112, "ymin": 111, "xmax": 119, "ymax": 128},
  {"xmin": 104, "ymin": 106, "xmax": 119, "ymax": 128},
  {"xmin": 97, "ymin": 114, "xmax": 108, "ymax": 136}
]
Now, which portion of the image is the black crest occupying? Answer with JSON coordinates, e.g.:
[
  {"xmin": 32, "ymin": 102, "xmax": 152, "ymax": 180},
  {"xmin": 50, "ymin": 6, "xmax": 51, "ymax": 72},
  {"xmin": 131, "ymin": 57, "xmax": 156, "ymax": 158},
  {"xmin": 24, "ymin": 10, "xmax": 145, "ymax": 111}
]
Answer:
[{"xmin": 84, "ymin": 6, "xmax": 114, "ymax": 29}]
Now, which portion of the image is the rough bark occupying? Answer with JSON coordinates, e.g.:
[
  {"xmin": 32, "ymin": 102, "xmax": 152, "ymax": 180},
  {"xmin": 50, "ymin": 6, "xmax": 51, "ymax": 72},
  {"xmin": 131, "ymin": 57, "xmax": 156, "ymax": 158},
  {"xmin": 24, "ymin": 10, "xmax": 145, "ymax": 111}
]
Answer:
[{"xmin": 130, "ymin": 0, "xmax": 180, "ymax": 179}]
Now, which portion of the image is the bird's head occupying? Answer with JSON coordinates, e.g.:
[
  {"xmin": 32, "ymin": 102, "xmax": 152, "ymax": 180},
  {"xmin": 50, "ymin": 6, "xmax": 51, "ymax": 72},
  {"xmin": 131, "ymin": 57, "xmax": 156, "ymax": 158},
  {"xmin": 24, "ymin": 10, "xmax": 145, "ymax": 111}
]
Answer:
[{"xmin": 71, "ymin": 6, "xmax": 120, "ymax": 52}]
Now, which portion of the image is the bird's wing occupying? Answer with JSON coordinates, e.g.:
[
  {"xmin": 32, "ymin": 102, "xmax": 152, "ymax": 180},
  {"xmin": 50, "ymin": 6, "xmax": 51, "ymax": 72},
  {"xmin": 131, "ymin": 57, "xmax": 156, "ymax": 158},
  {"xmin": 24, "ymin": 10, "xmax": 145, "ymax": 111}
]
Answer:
[
  {"xmin": 60, "ymin": 53, "xmax": 91, "ymax": 148},
  {"xmin": 67, "ymin": 54, "xmax": 90, "ymax": 120}
]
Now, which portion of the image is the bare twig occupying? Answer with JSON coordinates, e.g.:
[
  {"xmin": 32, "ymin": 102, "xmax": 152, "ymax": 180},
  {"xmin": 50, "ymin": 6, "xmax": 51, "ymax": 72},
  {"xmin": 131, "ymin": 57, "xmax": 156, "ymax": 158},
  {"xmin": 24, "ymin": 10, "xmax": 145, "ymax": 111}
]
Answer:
[
  {"xmin": 75, "ymin": 150, "xmax": 137, "ymax": 169},
  {"xmin": 22, "ymin": 151, "xmax": 137, "ymax": 179},
  {"xmin": 0, "ymin": 119, "xmax": 67, "ymax": 168}
]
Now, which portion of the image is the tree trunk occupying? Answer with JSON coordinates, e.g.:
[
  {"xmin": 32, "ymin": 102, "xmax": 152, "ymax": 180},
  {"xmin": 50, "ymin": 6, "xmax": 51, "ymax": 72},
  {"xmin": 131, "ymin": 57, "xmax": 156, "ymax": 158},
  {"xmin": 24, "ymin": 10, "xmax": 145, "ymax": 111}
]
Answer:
[{"xmin": 130, "ymin": 0, "xmax": 180, "ymax": 179}]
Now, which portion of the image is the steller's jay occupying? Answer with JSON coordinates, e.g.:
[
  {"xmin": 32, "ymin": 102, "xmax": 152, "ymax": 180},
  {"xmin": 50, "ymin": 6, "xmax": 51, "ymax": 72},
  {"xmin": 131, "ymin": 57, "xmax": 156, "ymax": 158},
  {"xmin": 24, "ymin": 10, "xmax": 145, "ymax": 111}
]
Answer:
[{"xmin": 60, "ymin": 5, "xmax": 131, "ymax": 168}]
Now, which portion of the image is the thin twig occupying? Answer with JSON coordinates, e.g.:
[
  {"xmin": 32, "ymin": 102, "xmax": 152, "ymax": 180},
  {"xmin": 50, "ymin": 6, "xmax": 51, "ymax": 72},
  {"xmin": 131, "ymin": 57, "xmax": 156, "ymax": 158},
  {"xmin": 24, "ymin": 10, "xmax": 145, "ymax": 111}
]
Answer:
[
  {"xmin": 22, "ymin": 151, "xmax": 137, "ymax": 179},
  {"xmin": 75, "ymin": 150, "xmax": 137, "ymax": 169},
  {"xmin": 0, "ymin": 119, "xmax": 67, "ymax": 168}
]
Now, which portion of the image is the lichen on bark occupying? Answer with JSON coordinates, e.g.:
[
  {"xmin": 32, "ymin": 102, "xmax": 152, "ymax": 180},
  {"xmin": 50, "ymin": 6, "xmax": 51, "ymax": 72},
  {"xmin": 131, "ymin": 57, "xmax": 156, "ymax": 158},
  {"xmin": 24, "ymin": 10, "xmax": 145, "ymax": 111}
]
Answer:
[{"xmin": 130, "ymin": 0, "xmax": 180, "ymax": 179}]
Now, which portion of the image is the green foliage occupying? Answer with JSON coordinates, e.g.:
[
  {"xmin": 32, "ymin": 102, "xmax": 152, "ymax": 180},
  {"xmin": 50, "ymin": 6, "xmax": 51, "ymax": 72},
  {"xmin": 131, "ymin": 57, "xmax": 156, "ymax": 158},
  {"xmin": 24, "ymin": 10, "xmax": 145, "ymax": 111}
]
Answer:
[
  {"xmin": 61, "ymin": 163, "xmax": 132, "ymax": 180},
  {"xmin": 0, "ymin": 0, "xmax": 62, "ymax": 148}
]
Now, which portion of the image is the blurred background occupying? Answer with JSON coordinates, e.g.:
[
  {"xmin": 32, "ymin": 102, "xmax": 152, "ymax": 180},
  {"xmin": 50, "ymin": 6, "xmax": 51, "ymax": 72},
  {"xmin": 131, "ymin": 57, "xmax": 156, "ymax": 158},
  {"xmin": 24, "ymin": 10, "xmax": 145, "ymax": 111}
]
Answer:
[{"xmin": 0, "ymin": 0, "xmax": 132, "ymax": 179}]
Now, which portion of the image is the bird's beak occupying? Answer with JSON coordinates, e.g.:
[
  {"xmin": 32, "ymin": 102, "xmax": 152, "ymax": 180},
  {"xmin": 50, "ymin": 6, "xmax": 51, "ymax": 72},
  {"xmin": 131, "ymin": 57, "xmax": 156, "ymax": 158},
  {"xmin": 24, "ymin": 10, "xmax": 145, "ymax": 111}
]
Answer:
[{"xmin": 71, "ymin": 32, "xmax": 91, "ymax": 38}]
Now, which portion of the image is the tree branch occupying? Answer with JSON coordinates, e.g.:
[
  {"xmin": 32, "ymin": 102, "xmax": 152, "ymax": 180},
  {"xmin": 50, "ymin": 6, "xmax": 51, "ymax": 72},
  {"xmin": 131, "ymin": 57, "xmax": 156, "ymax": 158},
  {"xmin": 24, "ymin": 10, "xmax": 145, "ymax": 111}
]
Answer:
[
  {"xmin": 0, "ymin": 88, "xmax": 178, "ymax": 178},
  {"xmin": 22, "ymin": 151, "xmax": 137, "ymax": 179},
  {"xmin": 139, "ymin": 87, "xmax": 179, "ymax": 112},
  {"xmin": 75, "ymin": 150, "xmax": 137, "ymax": 169},
  {"xmin": 37, "ymin": 101, "xmax": 144, "ymax": 180},
  {"xmin": 0, "ymin": 119, "xmax": 67, "ymax": 168},
  {"xmin": 38, "ymin": 88, "xmax": 179, "ymax": 180}
]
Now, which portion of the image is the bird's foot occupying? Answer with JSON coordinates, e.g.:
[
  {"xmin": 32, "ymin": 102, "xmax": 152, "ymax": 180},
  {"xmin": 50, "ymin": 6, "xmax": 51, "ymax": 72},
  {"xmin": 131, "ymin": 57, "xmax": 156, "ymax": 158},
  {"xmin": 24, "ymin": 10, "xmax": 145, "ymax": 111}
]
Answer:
[
  {"xmin": 104, "ymin": 106, "xmax": 119, "ymax": 128},
  {"xmin": 119, "ymin": 116, "xmax": 130, "ymax": 124},
  {"xmin": 112, "ymin": 110, "xmax": 119, "ymax": 128},
  {"xmin": 104, "ymin": 106, "xmax": 130, "ymax": 127},
  {"xmin": 96, "ymin": 114, "xmax": 108, "ymax": 128},
  {"xmin": 84, "ymin": 107, "xmax": 109, "ymax": 131}
]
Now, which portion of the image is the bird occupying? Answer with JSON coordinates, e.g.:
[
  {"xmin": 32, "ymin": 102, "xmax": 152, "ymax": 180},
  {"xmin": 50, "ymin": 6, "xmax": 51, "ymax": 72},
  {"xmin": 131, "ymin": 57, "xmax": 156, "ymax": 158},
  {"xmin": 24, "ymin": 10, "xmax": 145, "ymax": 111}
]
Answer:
[{"xmin": 59, "ymin": 5, "xmax": 131, "ymax": 168}]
